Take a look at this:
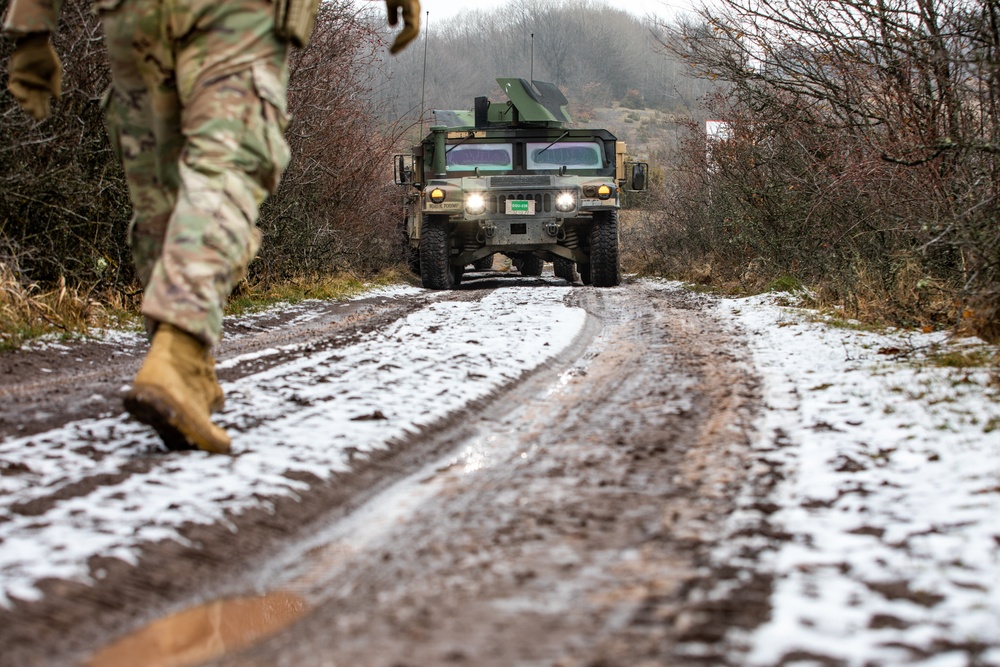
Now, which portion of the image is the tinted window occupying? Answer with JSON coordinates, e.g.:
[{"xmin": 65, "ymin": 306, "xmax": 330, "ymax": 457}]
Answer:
[
  {"xmin": 447, "ymin": 144, "xmax": 513, "ymax": 171},
  {"xmin": 527, "ymin": 142, "xmax": 603, "ymax": 169}
]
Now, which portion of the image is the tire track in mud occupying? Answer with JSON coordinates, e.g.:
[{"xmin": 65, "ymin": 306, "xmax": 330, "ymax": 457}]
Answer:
[
  {"xmin": 0, "ymin": 292, "xmax": 438, "ymax": 441},
  {"xmin": 198, "ymin": 282, "xmax": 767, "ymax": 667},
  {"xmin": 0, "ymin": 288, "xmax": 447, "ymax": 666},
  {"xmin": 0, "ymin": 280, "xmax": 592, "ymax": 666},
  {"xmin": 0, "ymin": 279, "xmax": 770, "ymax": 667}
]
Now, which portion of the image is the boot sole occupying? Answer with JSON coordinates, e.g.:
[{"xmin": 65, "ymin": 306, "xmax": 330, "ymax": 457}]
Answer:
[{"xmin": 124, "ymin": 388, "xmax": 231, "ymax": 454}]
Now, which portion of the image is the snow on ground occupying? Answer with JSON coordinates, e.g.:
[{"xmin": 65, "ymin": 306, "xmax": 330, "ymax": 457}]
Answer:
[
  {"xmin": 709, "ymin": 289, "xmax": 1000, "ymax": 665},
  {"xmin": 0, "ymin": 286, "xmax": 585, "ymax": 607},
  {"xmin": 2, "ymin": 280, "xmax": 999, "ymax": 665},
  {"xmin": 219, "ymin": 284, "xmax": 428, "ymax": 339}
]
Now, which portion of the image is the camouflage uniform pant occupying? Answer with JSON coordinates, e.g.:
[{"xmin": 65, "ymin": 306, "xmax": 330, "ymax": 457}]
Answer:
[{"xmin": 100, "ymin": 0, "xmax": 290, "ymax": 346}]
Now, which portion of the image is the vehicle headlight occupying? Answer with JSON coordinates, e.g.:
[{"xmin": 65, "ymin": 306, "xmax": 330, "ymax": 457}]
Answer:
[
  {"xmin": 597, "ymin": 184, "xmax": 613, "ymax": 200},
  {"xmin": 466, "ymin": 193, "xmax": 486, "ymax": 215},
  {"xmin": 429, "ymin": 188, "xmax": 446, "ymax": 204},
  {"xmin": 555, "ymin": 192, "xmax": 575, "ymax": 212}
]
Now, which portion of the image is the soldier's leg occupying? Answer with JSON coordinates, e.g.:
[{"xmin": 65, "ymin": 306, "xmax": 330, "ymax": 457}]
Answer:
[
  {"xmin": 102, "ymin": 0, "xmax": 230, "ymax": 452},
  {"xmin": 140, "ymin": 0, "xmax": 290, "ymax": 348},
  {"xmin": 100, "ymin": 1, "xmax": 183, "ymax": 292}
]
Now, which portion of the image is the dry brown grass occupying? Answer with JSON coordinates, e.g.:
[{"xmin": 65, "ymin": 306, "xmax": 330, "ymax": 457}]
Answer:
[
  {"xmin": 0, "ymin": 261, "xmax": 140, "ymax": 351},
  {"xmin": 226, "ymin": 267, "xmax": 414, "ymax": 317},
  {"xmin": 963, "ymin": 292, "xmax": 1000, "ymax": 344},
  {"xmin": 619, "ymin": 209, "xmax": 966, "ymax": 333},
  {"xmin": 1, "ymin": 259, "xmax": 414, "ymax": 352}
]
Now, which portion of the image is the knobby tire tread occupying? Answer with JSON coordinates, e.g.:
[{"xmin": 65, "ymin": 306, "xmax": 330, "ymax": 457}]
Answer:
[
  {"xmin": 590, "ymin": 210, "xmax": 620, "ymax": 287},
  {"xmin": 420, "ymin": 217, "xmax": 455, "ymax": 290}
]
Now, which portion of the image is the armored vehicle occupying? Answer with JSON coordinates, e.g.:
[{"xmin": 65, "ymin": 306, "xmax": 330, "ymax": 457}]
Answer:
[{"xmin": 394, "ymin": 78, "xmax": 648, "ymax": 289}]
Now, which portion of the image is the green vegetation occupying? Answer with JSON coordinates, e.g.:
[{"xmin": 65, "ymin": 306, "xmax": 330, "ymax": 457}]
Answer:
[
  {"xmin": 768, "ymin": 276, "xmax": 803, "ymax": 294},
  {"xmin": 225, "ymin": 269, "xmax": 412, "ymax": 317},
  {"xmin": 925, "ymin": 348, "xmax": 997, "ymax": 370}
]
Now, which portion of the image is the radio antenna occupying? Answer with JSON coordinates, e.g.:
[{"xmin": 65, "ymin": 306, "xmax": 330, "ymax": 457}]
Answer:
[{"xmin": 419, "ymin": 10, "xmax": 430, "ymax": 138}]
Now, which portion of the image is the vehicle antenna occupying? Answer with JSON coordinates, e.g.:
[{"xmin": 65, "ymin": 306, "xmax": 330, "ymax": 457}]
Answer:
[
  {"xmin": 419, "ymin": 10, "xmax": 429, "ymax": 139},
  {"xmin": 530, "ymin": 33, "xmax": 534, "ymax": 82}
]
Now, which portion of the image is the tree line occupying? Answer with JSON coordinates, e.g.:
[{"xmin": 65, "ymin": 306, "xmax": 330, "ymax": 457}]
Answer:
[{"xmin": 369, "ymin": 0, "xmax": 713, "ymax": 126}]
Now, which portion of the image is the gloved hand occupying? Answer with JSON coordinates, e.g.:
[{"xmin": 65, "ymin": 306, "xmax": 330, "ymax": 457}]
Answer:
[
  {"xmin": 7, "ymin": 32, "xmax": 62, "ymax": 120},
  {"xmin": 386, "ymin": 0, "xmax": 420, "ymax": 54}
]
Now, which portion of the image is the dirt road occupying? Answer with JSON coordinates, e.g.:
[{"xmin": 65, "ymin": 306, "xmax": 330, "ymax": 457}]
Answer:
[{"xmin": 0, "ymin": 274, "xmax": 768, "ymax": 667}]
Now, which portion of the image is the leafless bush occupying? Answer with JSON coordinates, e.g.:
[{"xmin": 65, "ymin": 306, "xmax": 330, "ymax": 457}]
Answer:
[
  {"xmin": 0, "ymin": 0, "xmax": 132, "ymax": 292},
  {"xmin": 252, "ymin": 1, "xmax": 409, "ymax": 282},
  {"xmin": 651, "ymin": 0, "xmax": 1000, "ymax": 333},
  {"xmin": 1, "ymin": 0, "xmax": 406, "ymax": 316}
]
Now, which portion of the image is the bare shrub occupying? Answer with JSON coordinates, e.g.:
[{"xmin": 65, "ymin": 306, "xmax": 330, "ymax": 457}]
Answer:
[
  {"xmin": 1, "ymin": 0, "xmax": 406, "ymax": 343},
  {"xmin": 0, "ymin": 0, "xmax": 133, "ymax": 292},
  {"xmin": 253, "ymin": 1, "xmax": 408, "ymax": 283},
  {"xmin": 0, "ymin": 244, "xmax": 121, "ymax": 349},
  {"xmin": 650, "ymin": 0, "xmax": 1000, "ymax": 332}
]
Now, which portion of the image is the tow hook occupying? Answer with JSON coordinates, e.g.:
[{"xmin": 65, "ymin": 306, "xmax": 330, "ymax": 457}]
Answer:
[{"xmin": 544, "ymin": 221, "xmax": 561, "ymax": 237}]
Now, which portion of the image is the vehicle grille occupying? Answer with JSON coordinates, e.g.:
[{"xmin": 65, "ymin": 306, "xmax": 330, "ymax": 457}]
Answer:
[{"xmin": 489, "ymin": 175, "xmax": 552, "ymax": 188}]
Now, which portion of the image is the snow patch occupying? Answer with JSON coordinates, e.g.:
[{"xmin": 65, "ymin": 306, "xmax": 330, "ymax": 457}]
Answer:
[
  {"xmin": 0, "ymin": 287, "xmax": 585, "ymax": 606},
  {"xmin": 713, "ymin": 291, "xmax": 1000, "ymax": 664}
]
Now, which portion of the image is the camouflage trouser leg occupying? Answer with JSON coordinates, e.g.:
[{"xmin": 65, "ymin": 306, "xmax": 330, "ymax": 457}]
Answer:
[{"xmin": 101, "ymin": 0, "xmax": 290, "ymax": 346}]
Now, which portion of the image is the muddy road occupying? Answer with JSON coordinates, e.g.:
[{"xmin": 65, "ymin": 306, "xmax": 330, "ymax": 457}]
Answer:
[{"xmin": 0, "ymin": 274, "xmax": 768, "ymax": 667}]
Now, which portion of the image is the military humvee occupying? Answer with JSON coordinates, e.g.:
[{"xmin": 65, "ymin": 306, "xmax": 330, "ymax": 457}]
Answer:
[{"xmin": 394, "ymin": 78, "xmax": 648, "ymax": 290}]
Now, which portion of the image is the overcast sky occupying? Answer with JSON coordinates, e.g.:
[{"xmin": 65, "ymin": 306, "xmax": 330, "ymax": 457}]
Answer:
[{"xmin": 384, "ymin": 0, "xmax": 701, "ymax": 24}]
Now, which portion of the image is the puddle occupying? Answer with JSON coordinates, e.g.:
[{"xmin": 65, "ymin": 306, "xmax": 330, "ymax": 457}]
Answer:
[
  {"xmin": 85, "ymin": 591, "xmax": 307, "ymax": 667},
  {"xmin": 86, "ymin": 373, "xmax": 575, "ymax": 666},
  {"xmin": 83, "ymin": 435, "xmax": 502, "ymax": 667}
]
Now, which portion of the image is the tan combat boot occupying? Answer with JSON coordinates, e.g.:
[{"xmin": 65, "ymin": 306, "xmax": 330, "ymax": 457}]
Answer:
[
  {"xmin": 124, "ymin": 324, "xmax": 231, "ymax": 453},
  {"xmin": 206, "ymin": 353, "xmax": 225, "ymax": 413}
]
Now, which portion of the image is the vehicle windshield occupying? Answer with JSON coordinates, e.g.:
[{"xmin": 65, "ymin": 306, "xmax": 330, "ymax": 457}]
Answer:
[
  {"xmin": 527, "ymin": 141, "xmax": 603, "ymax": 170},
  {"xmin": 446, "ymin": 143, "xmax": 513, "ymax": 171}
]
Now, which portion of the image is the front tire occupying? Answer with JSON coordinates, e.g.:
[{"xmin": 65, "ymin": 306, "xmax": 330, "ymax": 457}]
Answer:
[
  {"xmin": 589, "ymin": 210, "xmax": 620, "ymax": 287},
  {"xmin": 420, "ymin": 216, "xmax": 457, "ymax": 290},
  {"xmin": 472, "ymin": 254, "xmax": 494, "ymax": 271},
  {"xmin": 518, "ymin": 255, "xmax": 545, "ymax": 276},
  {"xmin": 554, "ymin": 257, "xmax": 575, "ymax": 282}
]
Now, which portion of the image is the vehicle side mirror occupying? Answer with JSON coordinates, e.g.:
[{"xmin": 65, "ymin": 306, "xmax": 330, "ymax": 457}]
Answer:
[
  {"xmin": 397, "ymin": 155, "xmax": 409, "ymax": 184},
  {"xmin": 395, "ymin": 154, "xmax": 416, "ymax": 186},
  {"xmin": 628, "ymin": 162, "xmax": 648, "ymax": 192}
]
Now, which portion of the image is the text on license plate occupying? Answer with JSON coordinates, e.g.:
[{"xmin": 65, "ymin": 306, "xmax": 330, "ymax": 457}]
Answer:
[{"xmin": 506, "ymin": 199, "xmax": 535, "ymax": 215}]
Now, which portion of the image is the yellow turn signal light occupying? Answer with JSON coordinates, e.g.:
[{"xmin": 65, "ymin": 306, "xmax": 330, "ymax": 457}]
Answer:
[
  {"xmin": 597, "ymin": 184, "xmax": 613, "ymax": 200},
  {"xmin": 429, "ymin": 188, "xmax": 446, "ymax": 204}
]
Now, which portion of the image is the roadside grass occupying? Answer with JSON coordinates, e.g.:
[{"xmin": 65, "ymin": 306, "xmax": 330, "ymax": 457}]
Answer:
[
  {"xmin": 924, "ymin": 346, "xmax": 998, "ymax": 369},
  {"xmin": 226, "ymin": 267, "xmax": 413, "ymax": 317},
  {"xmin": 623, "ymin": 220, "xmax": 999, "ymax": 389},
  {"xmin": 0, "ymin": 264, "xmax": 415, "ymax": 351},
  {"xmin": 804, "ymin": 311, "xmax": 888, "ymax": 334},
  {"xmin": 0, "ymin": 263, "xmax": 141, "ymax": 352},
  {"xmin": 618, "ymin": 208, "xmax": 973, "ymax": 333}
]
